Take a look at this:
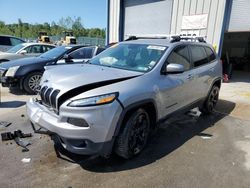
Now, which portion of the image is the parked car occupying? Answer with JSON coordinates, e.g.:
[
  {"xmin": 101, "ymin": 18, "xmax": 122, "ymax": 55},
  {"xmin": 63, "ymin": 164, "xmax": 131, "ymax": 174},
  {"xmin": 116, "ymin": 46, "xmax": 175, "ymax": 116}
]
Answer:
[
  {"xmin": 0, "ymin": 35, "xmax": 25, "ymax": 52},
  {"xmin": 0, "ymin": 43, "xmax": 55, "ymax": 63},
  {"xmin": 0, "ymin": 45, "xmax": 104, "ymax": 94},
  {"xmin": 26, "ymin": 36, "xmax": 222, "ymax": 159}
]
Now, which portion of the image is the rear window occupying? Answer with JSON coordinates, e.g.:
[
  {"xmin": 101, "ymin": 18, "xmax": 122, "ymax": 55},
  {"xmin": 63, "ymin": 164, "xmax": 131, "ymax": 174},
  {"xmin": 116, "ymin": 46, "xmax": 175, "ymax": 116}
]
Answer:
[
  {"xmin": 204, "ymin": 46, "xmax": 216, "ymax": 62},
  {"xmin": 0, "ymin": 36, "xmax": 11, "ymax": 46},
  {"xmin": 10, "ymin": 37, "xmax": 24, "ymax": 46},
  {"xmin": 190, "ymin": 45, "xmax": 208, "ymax": 67}
]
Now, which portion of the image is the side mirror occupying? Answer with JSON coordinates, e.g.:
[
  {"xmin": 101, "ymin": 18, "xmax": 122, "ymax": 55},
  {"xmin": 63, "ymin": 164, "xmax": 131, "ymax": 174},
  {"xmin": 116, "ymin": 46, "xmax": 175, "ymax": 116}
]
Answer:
[
  {"xmin": 62, "ymin": 54, "xmax": 69, "ymax": 60},
  {"xmin": 19, "ymin": 50, "xmax": 27, "ymax": 55},
  {"xmin": 46, "ymin": 62, "xmax": 55, "ymax": 66},
  {"xmin": 162, "ymin": 63, "xmax": 185, "ymax": 74}
]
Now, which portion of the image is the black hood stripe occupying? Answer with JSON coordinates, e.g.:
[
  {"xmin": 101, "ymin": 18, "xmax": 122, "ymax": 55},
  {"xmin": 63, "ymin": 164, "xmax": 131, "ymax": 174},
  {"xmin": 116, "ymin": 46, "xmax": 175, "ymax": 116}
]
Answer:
[{"xmin": 58, "ymin": 76, "xmax": 139, "ymax": 108}]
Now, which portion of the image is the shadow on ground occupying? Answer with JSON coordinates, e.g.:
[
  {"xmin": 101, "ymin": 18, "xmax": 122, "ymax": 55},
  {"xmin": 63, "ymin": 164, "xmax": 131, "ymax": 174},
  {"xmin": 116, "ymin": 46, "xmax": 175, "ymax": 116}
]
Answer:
[
  {"xmin": 0, "ymin": 101, "xmax": 26, "ymax": 108},
  {"xmin": 9, "ymin": 87, "xmax": 29, "ymax": 96},
  {"xmin": 51, "ymin": 99, "xmax": 235, "ymax": 172},
  {"xmin": 229, "ymin": 71, "xmax": 250, "ymax": 83}
]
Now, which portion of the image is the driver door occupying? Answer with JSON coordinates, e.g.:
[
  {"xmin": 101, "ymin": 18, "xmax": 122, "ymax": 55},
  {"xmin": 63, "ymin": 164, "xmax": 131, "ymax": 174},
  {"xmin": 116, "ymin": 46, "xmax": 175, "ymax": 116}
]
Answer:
[{"xmin": 158, "ymin": 45, "xmax": 196, "ymax": 117}]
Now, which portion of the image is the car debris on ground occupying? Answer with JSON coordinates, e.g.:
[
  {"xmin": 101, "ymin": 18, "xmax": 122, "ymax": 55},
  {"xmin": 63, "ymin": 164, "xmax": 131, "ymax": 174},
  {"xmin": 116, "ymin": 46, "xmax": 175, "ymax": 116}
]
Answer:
[
  {"xmin": 21, "ymin": 158, "xmax": 31, "ymax": 163},
  {"xmin": 1, "ymin": 130, "xmax": 32, "ymax": 152}
]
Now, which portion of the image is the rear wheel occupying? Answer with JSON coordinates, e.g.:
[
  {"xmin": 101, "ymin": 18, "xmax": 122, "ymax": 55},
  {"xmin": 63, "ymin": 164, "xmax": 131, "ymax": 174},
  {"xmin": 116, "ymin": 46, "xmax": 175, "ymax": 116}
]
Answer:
[
  {"xmin": 115, "ymin": 108, "xmax": 150, "ymax": 159},
  {"xmin": 200, "ymin": 85, "xmax": 220, "ymax": 114},
  {"xmin": 23, "ymin": 72, "xmax": 42, "ymax": 94}
]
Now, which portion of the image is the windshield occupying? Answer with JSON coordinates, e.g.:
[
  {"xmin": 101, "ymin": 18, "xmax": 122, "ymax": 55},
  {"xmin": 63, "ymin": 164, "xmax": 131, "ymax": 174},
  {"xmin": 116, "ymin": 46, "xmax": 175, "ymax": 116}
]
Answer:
[
  {"xmin": 88, "ymin": 43, "xmax": 166, "ymax": 72},
  {"xmin": 39, "ymin": 46, "xmax": 71, "ymax": 59},
  {"xmin": 6, "ymin": 44, "xmax": 25, "ymax": 53}
]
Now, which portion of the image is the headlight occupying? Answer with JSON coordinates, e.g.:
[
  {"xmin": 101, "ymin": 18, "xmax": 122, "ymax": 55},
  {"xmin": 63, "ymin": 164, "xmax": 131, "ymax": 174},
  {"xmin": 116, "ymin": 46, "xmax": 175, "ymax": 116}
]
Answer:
[
  {"xmin": 68, "ymin": 93, "xmax": 118, "ymax": 107},
  {"xmin": 5, "ymin": 66, "xmax": 20, "ymax": 77}
]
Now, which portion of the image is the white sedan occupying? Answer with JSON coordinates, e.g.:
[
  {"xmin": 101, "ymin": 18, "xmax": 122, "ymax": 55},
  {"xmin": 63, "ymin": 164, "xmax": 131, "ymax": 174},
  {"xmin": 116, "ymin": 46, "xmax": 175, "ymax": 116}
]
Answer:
[{"xmin": 0, "ymin": 43, "xmax": 55, "ymax": 63}]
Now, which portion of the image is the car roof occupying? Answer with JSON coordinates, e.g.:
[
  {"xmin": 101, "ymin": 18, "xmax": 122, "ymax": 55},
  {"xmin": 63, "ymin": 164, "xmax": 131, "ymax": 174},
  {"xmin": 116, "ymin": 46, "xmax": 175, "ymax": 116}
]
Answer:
[
  {"xmin": 21, "ymin": 42, "xmax": 56, "ymax": 47},
  {"xmin": 122, "ymin": 39, "xmax": 171, "ymax": 47},
  {"xmin": 0, "ymin": 35, "xmax": 25, "ymax": 41}
]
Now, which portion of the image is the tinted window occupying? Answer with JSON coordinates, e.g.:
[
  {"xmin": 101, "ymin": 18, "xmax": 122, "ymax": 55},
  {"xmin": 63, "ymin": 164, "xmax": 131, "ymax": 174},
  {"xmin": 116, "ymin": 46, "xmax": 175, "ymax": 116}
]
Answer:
[
  {"xmin": 25, "ymin": 45, "xmax": 42, "ymax": 53},
  {"xmin": 70, "ymin": 47, "xmax": 94, "ymax": 59},
  {"xmin": 40, "ymin": 45, "xmax": 55, "ymax": 53},
  {"xmin": 190, "ymin": 46, "xmax": 208, "ymax": 67},
  {"xmin": 204, "ymin": 47, "xmax": 216, "ymax": 62},
  {"xmin": 96, "ymin": 47, "xmax": 105, "ymax": 55},
  {"xmin": 167, "ymin": 45, "xmax": 190, "ymax": 71},
  {"xmin": 0, "ymin": 36, "xmax": 11, "ymax": 45},
  {"xmin": 10, "ymin": 37, "xmax": 24, "ymax": 46}
]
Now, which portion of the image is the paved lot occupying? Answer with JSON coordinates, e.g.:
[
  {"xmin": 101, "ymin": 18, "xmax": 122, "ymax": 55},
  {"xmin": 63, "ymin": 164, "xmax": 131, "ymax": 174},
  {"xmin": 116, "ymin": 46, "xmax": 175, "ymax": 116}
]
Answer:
[{"xmin": 1, "ymin": 71, "xmax": 250, "ymax": 188}]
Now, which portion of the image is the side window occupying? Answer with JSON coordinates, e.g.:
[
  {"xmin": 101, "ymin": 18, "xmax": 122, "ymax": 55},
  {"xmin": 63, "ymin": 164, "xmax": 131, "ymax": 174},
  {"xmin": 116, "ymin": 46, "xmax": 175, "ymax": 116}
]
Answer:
[
  {"xmin": 204, "ymin": 47, "xmax": 216, "ymax": 62},
  {"xmin": 190, "ymin": 46, "xmax": 208, "ymax": 67},
  {"xmin": 10, "ymin": 38, "xmax": 24, "ymax": 46},
  {"xmin": 0, "ymin": 36, "xmax": 11, "ymax": 46},
  {"xmin": 25, "ymin": 45, "xmax": 41, "ymax": 53},
  {"xmin": 69, "ymin": 47, "xmax": 94, "ymax": 59},
  {"xmin": 41, "ymin": 45, "xmax": 54, "ymax": 53},
  {"xmin": 167, "ymin": 45, "xmax": 191, "ymax": 71},
  {"xmin": 96, "ymin": 47, "xmax": 105, "ymax": 55}
]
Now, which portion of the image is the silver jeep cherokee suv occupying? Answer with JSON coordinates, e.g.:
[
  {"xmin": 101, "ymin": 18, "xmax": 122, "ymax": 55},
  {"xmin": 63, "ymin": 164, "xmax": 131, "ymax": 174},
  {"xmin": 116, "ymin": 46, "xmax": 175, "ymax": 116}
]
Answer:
[{"xmin": 27, "ymin": 36, "xmax": 222, "ymax": 159}]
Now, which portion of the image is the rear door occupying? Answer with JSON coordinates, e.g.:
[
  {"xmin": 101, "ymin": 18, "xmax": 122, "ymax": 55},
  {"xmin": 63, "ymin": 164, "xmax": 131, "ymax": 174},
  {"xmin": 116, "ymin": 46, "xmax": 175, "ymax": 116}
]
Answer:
[{"xmin": 189, "ymin": 45, "xmax": 211, "ymax": 98}]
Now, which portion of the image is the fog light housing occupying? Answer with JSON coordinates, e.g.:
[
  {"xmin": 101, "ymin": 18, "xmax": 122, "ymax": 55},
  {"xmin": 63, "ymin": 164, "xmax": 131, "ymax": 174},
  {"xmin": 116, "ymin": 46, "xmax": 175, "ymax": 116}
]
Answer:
[{"xmin": 67, "ymin": 118, "xmax": 89, "ymax": 127}]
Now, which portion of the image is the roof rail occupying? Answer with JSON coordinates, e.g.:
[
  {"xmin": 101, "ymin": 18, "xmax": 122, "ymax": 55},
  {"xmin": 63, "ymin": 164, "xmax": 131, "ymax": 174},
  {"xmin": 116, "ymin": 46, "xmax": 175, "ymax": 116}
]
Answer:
[
  {"xmin": 125, "ymin": 35, "xmax": 168, "ymax": 41},
  {"xmin": 124, "ymin": 34, "xmax": 206, "ymax": 43},
  {"xmin": 170, "ymin": 34, "xmax": 206, "ymax": 43}
]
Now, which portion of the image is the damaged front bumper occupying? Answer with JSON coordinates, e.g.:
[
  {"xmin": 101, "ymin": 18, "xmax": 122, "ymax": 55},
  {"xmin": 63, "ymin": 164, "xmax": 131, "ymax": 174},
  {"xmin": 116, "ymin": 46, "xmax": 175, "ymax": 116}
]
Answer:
[
  {"xmin": 26, "ymin": 98, "xmax": 123, "ymax": 155},
  {"xmin": 0, "ymin": 76, "xmax": 20, "ymax": 87}
]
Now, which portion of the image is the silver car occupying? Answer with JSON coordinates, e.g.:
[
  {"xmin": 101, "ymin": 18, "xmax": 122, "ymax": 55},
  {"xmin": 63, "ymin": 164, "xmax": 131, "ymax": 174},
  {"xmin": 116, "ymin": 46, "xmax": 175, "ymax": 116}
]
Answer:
[
  {"xmin": 0, "ymin": 43, "xmax": 55, "ymax": 63},
  {"xmin": 27, "ymin": 36, "xmax": 222, "ymax": 159}
]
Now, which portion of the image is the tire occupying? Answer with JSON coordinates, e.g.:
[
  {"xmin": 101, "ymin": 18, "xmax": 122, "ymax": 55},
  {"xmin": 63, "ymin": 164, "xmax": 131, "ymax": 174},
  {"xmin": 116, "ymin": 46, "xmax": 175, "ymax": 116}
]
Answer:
[
  {"xmin": 115, "ymin": 108, "xmax": 150, "ymax": 159},
  {"xmin": 200, "ymin": 85, "xmax": 220, "ymax": 114},
  {"xmin": 0, "ymin": 59, "xmax": 9, "ymax": 63},
  {"xmin": 23, "ymin": 72, "xmax": 42, "ymax": 94}
]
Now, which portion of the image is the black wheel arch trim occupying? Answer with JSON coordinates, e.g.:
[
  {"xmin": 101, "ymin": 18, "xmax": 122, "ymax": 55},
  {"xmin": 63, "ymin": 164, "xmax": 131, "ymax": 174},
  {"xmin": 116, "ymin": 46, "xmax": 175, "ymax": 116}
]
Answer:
[
  {"xmin": 113, "ymin": 99, "xmax": 158, "ymax": 137},
  {"xmin": 206, "ymin": 77, "xmax": 222, "ymax": 98}
]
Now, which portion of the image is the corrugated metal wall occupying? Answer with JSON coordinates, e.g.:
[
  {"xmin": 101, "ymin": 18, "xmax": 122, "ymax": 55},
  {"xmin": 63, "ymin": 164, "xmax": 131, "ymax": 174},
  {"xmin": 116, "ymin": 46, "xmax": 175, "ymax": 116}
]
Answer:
[
  {"xmin": 108, "ymin": 0, "xmax": 227, "ymax": 51},
  {"xmin": 170, "ymin": 0, "xmax": 226, "ymax": 51},
  {"xmin": 228, "ymin": 0, "xmax": 250, "ymax": 32}
]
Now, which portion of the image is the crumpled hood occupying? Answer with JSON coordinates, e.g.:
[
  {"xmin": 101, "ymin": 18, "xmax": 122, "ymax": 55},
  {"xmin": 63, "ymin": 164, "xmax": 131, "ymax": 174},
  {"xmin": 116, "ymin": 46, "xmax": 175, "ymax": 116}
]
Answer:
[
  {"xmin": 41, "ymin": 64, "xmax": 143, "ymax": 92},
  {"xmin": 0, "ymin": 57, "xmax": 50, "ymax": 69}
]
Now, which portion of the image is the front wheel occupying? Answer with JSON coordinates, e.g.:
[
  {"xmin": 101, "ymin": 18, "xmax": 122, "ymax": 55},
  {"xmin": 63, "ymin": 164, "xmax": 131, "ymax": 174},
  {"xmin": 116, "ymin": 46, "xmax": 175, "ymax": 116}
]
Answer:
[
  {"xmin": 115, "ymin": 108, "xmax": 150, "ymax": 159},
  {"xmin": 23, "ymin": 72, "xmax": 42, "ymax": 94},
  {"xmin": 200, "ymin": 85, "xmax": 220, "ymax": 114}
]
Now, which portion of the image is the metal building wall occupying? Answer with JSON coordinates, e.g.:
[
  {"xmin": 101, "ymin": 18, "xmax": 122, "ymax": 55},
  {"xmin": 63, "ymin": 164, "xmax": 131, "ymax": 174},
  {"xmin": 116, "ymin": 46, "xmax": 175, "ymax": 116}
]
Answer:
[
  {"xmin": 170, "ymin": 0, "xmax": 227, "ymax": 51},
  {"xmin": 108, "ymin": 0, "xmax": 121, "ymax": 43},
  {"xmin": 108, "ymin": 0, "xmax": 227, "ymax": 52}
]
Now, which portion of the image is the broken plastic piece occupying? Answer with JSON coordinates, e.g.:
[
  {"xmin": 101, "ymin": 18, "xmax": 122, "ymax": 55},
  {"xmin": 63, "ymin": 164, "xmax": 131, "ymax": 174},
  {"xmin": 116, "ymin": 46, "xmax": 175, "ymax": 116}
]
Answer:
[
  {"xmin": 0, "ymin": 121, "xmax": 12, "ymax": 127},
  {"xmin": 1, "ymin": 132, "xmax": 14, "ymax": 141},
  {"xmin": 21, "ymin": 158, "xmax": 31, "ymax": 163}
]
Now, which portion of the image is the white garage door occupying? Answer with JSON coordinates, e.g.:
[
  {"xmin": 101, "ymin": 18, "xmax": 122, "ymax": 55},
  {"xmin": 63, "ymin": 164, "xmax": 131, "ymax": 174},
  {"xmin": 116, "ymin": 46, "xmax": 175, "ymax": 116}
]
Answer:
[
  {"xmin": 228, "ymin": 0, "xmax": 250, "ymax": 32},
  {"xmin": 124, "ymin": 0, "xmax": 173, "ymax": 38}
]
